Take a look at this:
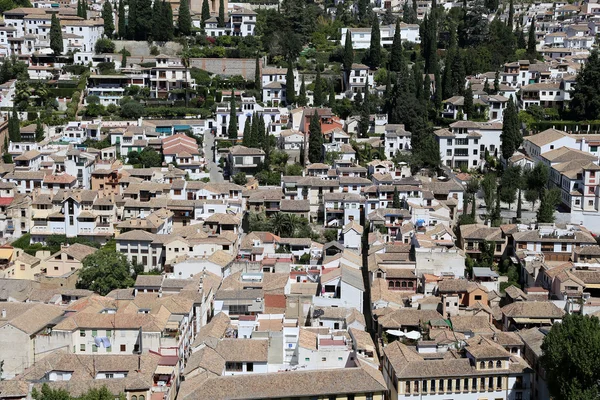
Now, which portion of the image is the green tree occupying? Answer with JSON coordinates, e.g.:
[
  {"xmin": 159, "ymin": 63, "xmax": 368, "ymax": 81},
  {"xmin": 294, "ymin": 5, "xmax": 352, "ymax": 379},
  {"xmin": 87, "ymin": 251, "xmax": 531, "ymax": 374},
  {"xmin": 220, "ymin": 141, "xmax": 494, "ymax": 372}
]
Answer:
[
  {"xmin": 313, "ymin": 67, "xmax": 323, "ymax": 107},
  {"xmin": 500, "ymin": 96, "xmax": 520, "ymax": 159},
  {"xmin": 228, "ymin": 92, "xmax": 238, "ymax": 140},
  {"xmin": 499, "ymin": 165, "xmax": 521, "ymax": 209},
  {"xmin": 297, "ymin": 75, "xmax": 308, "ymax": 106},
  {"xmin": 541, "ymin": 314, "xmax": 600, "ymax": 400},
  {"xmin": 120, "ymin": 101, "xmax": 144, "ymax": 118},
  {"xmin": 366, "ymin": 16, "xmax": 381, "ymax": 69},
  {"xmin": 286, "ymin": 60, "xmax": 296, "ymax": 105},
  {"xmin": 242, "ymin": 118, "xmax": 252, "ymax": 146},
  {"xmin": 201, "ymin": 0, "xmax": 210, "ymax": 27},
  {"xmin": 464, "ymin": 84, "xmax": 474, "ymax": 120},
  {"xmin": 50, "ymin": 13, "xmax": 63, "ymax": 55},
  {"xmin": 35, "ymin": 119, "xmax": 44, "ymax": 142},
  {"xmin": 94, "ymin": 38, "xmax": 115, "ymax": 53},
  {"xmin": 571, "ymin": 50, "xmax": 600, "ymax": 120},
  {"xmin": 139, "ymin": 147, "xmax": 162, "ymax": 167},
  {"xmin": 343, "ymin": 31, "xmax": 354, "ymax": 87},
  {"xmin": 102, "ymin": 0, "xmax": 114, "ymax": 38},
  {"xmin": 81, "ymin": 0, "xmax": 87, "ymax": 19},
  {"xmin": 308, "ymin": 112, "xmax": 323, "ymax": 163},
  {"xmin": 255, "ymin": 56, "xmax": 261, "ymax": 96},
  {"xmin": 481, "ymin": 173, "xmax": 497, "ymax": 223},
  {"xmin": 77, "ymin": 249, "xmax": 135, "ymax": 295},
  {"xmin": 507, "ymin": 0, "xmax": 514, "ymax": 30},
  {"xmin": 218, "ymin": 0, "xmax": 225, "ymax": 27},
  {"xmin": 232, "ymin": 172, "xmax": 247, "ymax": 185},
  {"xmin": 178, "ymin": 0, "xmax": 192, "ymax": 36},
  {"xmin": 392, "ymin": 186, "xmax": 401, "ymax": 208},
  {"xmin": 537, "ymin": 188, "xmax": 560, "ymax": 223},
  {"xmin": 32, "ymin": 383, "xmax": 70, "ymax": 400},
  {"xmin": 118, "ymin": 0, "xmax": 126, "ymax": 38},
  {"xmin": 527, "ymin": 19, "xmax": 537, "ymax": 61},
  {"xmin": 389, "ymin": 18, "xmax": 403, "ymax": 72},
  {"xmin": 358, "ymin": 80, "xmax": 370, "ymax": 137},
  {"xmin": 8, "ymin": 108, "xmax": 20, "ymax": 142}
]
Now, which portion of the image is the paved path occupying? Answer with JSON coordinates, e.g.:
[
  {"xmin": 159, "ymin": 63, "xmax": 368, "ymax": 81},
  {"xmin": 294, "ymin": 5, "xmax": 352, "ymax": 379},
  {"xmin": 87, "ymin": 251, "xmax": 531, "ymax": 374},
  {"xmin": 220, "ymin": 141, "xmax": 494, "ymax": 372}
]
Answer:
[{"xmin": 203, "ymin": 130, "xmax": 224, "ymax": 183}]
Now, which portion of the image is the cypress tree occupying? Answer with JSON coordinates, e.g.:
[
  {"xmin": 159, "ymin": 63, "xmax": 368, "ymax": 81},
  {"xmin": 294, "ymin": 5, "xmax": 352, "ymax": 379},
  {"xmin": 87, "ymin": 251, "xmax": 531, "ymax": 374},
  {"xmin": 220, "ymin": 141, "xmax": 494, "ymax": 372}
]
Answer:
[
  {"xmin": 178, "ymin": 0, "xmax": 192, "ymax": 36},
  {"xmin": 464, "ymin": 84, "xmax": 473, "ymax": 119},
  {"xmin": 8, "ymin": 108, "xmax": 20, "ymax": 142},
  {"xmin": 228, "ymin": 92, "xmax": 238, "ymax": 140},
  {"xmin": 423, "ymin": 73, "xmax": 431, "ymax": 105},
  {"xmin": 127, "ymin": 0, "xmax": 137, "ymax": 39},
  {"xmin": 507, "ymin": 0, "xmax": 514, "ymax": 30},
  {"xmin": 242, "ymin": 118, "xmax": 251, "ymax": 146},
  {"xmin": 285, "ymin": 60, "xmax": 295, "ymax": 105},
  {"xmin": 517, "ymin": 27, "xmax": 526, "ymax": 49},
  {"xmin": 328, "ymin": 83, "xmax": 336, "ymax": 107},
  {"xmin": 77, "ymin": 0, "xmax": 82, "ymax": 18},
  {"xmin": 102, "ymin": 0, "xmax": 114, "ymax": 38},
  {"xmin": 121, "ymin": 49, "xmax": 127, "ymax": 68},
  {"xmin": 343, "ymin": 31, "xmax": 353, "ymax": 88},
  {"xmin": 297, "ymin": 75, "xmax": 307, "ymax": 106},
  {"xmin": 50, "ymin": 13, "xmax": 63, "ymax": 56},
  {"xmin": 389, "ymin": 18, "xmax": 403, "ymax": 72},
  {"xmin": 308, "ymin": 112, "xmax": 323, "ymax": 163},
  {"xmin": 527, "ymin": 19, "xmax": 537, "ymax": 61},
  {"xmin": 201, "ymin": 0, "xmax": 210, "ymax": 27},
  {"xmin": 494, "ymin": 71, "xmax": 500, "ymax": 94},
  {"xmin": 434, "ymin": 68, "xmax": 442, "ymax": 110},
  {"xmin": 254, "ymin": 56, "xmax": 261, "ymax": 96},
  {"xmin": 35, "ymin": 119, "xmax": 44, "ymax": 142},
  {"xmin": 81, "ymin": 0, "xmax": 87, "ymax": 19},
  {"xmin": 164, "ymin": 1, "xmax": 174, "ymax": 40},
  {"xmin": 118, "ymin": 0, "xmax": 125, "ymax": 39},
  {"xmin": 313, "ymin": 67, "xmax": 323, "ymax": 107},
  {"xmin": 392, "ymin": 187, "xmax": 400, "ymax": 208},
  {"xmin": 358, "ymin": 81, "xmax": 370, "ymax": 137},
  {"xmin": 218, "ymin": 0, "xmax": 225, "ymax": 28},
  {"xmin": 500, "ymin": 95, "xmax": 520, "ymax": 160},
  {"xmin": 134, "ymin": 0, "xmax": 152, "ymax": 40},
  {"xmin": 152, "ymin": 0, "xmax": 162, "ymax": 40},
  {"xmin": 367, "ymin": 15, "xmax": 381, "ymax": 69}
]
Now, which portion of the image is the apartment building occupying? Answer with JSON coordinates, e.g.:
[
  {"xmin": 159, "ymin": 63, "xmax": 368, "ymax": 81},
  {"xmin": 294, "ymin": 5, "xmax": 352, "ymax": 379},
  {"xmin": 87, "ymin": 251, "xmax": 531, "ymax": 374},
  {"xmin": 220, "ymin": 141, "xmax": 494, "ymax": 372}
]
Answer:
[
  {"xmin": 340, "ymin": 23, "xmax": 421, "ymax": 50},
  {"xmin": 436, "ymin": 121, "xmax": 502, "ymax": 169}
]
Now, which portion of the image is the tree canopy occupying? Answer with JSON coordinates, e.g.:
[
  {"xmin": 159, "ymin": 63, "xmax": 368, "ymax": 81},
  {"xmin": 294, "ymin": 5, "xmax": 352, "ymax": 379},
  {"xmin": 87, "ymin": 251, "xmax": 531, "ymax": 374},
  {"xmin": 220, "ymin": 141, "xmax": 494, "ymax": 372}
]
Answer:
[
  {"xmin": 77, "ymin": 248, "xmax": 135, "ymax": 296},
  {"xmin": 541, "ymin": 314, "xmax": 600, "ymax": 400}
]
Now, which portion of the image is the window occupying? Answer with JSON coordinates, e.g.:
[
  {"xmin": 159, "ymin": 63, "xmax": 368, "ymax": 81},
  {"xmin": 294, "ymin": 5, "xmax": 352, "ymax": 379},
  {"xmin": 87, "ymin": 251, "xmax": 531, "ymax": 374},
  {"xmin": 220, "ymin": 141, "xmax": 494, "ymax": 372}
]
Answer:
[
  {"xmin": 246, "ymin": 362, "xmax": 253, "ymax": 372},
  {"xmin": 496, "ymin": 360, "xmax": 502, "ymax": 368},
  {"xmin": 480, "ymin": 361, "xmax": 485, "ymax": 369},
  {"xmin": 591, "ymin": 146, "xmax": 598, "ymax": 152},
  {"xmin": 120, "ymin": 344, "xmax": 126, "ymax": 352},
  {"xmin": 447, "ymin": 149, "xmax": 452, "ymax": 156},
  {"xmin": 447, "ymin": 139, "xmax": 452, "ymax": 145},
  {"xmin": 497, "ymin": 376, "xmax": 502, "ymax": 388},
  {"xmin": 488, "ymin": 361, "xmax": 494, "ymax": 369},
  {"xmin": 304, "ymin": 357, "xmax": 310, "ymax": 362},
  {"xmin": 80, "ymin": 344, "xmax": 85, "ymax": 352},
  {"xmin": 496, "ymin": 243, "xmax": 502, "ymax": 252},
  {"xmin": 80, "ymin": 330, "xmax": 86, "ymax": 337},
  {"xmin": 321, "ymin": 357, "xmax": 327, "ymax": 362},
  {"xmin": 226, "ymin": 362, "xmax": 243, "ymax": 371},
  {"xmin": 475, "ymin": 295, "xmax": 482, "ymax": 300}
]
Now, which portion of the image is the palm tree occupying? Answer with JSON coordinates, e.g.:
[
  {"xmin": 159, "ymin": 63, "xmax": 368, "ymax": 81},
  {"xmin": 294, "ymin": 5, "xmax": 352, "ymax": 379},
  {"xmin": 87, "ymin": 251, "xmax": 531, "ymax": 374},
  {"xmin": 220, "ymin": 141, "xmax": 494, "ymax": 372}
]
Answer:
[
  {"xmin": 287, "ymin": 214, "xmax": 302, "ymax": 237},
  {"xmin": 271, "ymin": 213, "xmax": 291, "ymax": 237}
]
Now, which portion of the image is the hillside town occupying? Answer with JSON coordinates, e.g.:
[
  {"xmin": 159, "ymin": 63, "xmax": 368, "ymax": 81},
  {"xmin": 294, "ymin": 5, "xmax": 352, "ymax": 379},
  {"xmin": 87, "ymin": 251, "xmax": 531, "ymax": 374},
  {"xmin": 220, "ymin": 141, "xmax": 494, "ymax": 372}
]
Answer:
[{"xmin": 0, "ymin": 0, "xmax": 600, "ymax": 398}]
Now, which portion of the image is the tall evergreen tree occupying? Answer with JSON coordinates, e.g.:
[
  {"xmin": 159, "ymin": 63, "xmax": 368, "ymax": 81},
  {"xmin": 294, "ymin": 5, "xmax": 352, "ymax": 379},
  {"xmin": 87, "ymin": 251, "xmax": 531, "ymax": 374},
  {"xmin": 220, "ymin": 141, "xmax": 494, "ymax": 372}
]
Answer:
[
  {"xmin": 313, "ymin": 67, "xmax": 323, "ymax": 107},
  {"xmin": 50, "ymin": 13, "xmax": 63, "ymax": 56},
  {"xmin": 328, "ymin": 83, "xmax": 336, "ymax": 107},
  {"xmin": 493, "ymin": 71, "xmax": 500, "ymax": 94},
  {"xmin": 81, "ymin": 0, "xmax": 87, "ymax": 19},
  {"xmin": 164, "ymin": 1, "xmax": 174, "ymax": 40},
  {"xmin": 152, "ymin": 0, "xmax": 162, "ymax": 40},
  {"xmin": 500, "ymin": 96, "xmax": 521, "ymax": 159},
  {"xmin": 254, "ymin": 56, "xmax": 261, "ymax": 97},
  {"xmin": 420, "ymin": 14, "xmax": 438, "ymax": 74},
  {"xmin": 178, "ymin": 0, "xmax": 192, "ymax": 36},
  {"xmin": 201, "ymin": 0, "xmax": 210, "ymax": 27},
  {"xmin": 392, "ymin": 187, "xmax": 401, "ymax": 208},
  {"xmin": 367, "ymin": 15, "xmax": 381, "ymax": 69},
  {"xmin": 242, "ymin": 118, "xmax": 251, "ymax": 146},
  {"xmin": 8, "ymin": 108, "xmax": 20, "ymax": 142},
  {"xmin": 285, "ymin": 61, "xmax": 295, "ymax": 105},
  {"xmin": 127, "ymin": 0, "xmax": 138, "ymax": 39},
  {"xmin": 527, "ymin": 19, "xmax": 537, "ymax": 61},
  {"xmin": 571, "ymin": 50, "xmax": 600, "ymax": 120},
  {"xmin": 218, "ymin": 0, "xmax": 225, "ymax": 27},
  {"xmin": 308, "ymin": 112, "xmax": 323, "ymax": 163},
  {"xmin": 434, "ymin": 68, "xmax": 442, "ymax": 110},
  {"xmin": 358, "ymin": 81, "xmax": 370, "ymax": 137},
  {"xmin": 389, "ymin": 18, "xmax": 403, "ymax": 72},
  {"xmin": 77, "ymin": 0, "xmax": 82, "ymax": 18},
  {"xmin": 517, "ymin": 27, "xmax": 526, "ymax": 49},
  {"xmin": 117, "ymin": 0, "xmax": 126, "ymax": 39},
  {"xmin": 464, "ymin": 84, "xmax": 473, "ymax": 119},
  {"xmin": 507, "ymin": 0, "xmax": 514, "ymax": 30},
  {"xmin": 35, "ymin": 119, "xmax": 44, "ymax": 142},
  {"xmin": 343, "ymin": 31, "xmax": 354, "ymax": 89},
  {"xmin": 132, "ymin": 0, "xmax": 152, "ymax": 40},
  {"xmin": 102, "ymin": 1, "xmax": 114, "ymax": 38},
  {"xmin": 423, "ymin": 73, "xmax": 431, "ymax": 105},
  {"xmin": 442, "ymin": 23, "xmax": 457, "ymax": 99},
  {"xmin": 297, "ymin": 75, "xmax": 307, "ymax": 106},
  {"xmin": 228, "ymin": 93, "xmax": 238, "ymax": 140}
]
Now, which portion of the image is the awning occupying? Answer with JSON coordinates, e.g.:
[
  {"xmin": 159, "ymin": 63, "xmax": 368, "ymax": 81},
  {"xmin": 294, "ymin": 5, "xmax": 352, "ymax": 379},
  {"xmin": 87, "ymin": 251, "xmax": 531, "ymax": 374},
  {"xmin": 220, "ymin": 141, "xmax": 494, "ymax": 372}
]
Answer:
[
  {"xmin": 585, "ymin": 283, "xmax": 600, "ymax": 289},
  {"xmin": 154, "ymin": 365, "xmax": 175, "ymax": 375},
  {"xmin": 0, "ymin": 248, "xmax": 13, "ymax": 260}
]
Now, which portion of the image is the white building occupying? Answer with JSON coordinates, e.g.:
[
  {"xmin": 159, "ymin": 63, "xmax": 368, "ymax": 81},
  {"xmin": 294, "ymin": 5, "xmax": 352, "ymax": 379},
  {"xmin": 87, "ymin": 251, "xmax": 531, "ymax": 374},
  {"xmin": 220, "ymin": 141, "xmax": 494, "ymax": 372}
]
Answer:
[
  {"xmin": 340, "ymin": 23, "xmax": 421, "ymax": 50},
  {"xmin": 436, "ymin": 121, "xmax": 503, "ymax": 168}
]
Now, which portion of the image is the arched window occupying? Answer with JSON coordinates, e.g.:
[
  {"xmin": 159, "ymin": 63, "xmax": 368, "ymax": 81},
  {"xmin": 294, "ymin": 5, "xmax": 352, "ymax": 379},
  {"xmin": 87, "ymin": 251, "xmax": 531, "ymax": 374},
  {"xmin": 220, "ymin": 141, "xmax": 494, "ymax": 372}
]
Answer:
[
  {"xmin": 496, "ymin": 360, "xmax": 502, "ymax": 368},
  {"xmin": 131, "ymin": 396, "xmax": 137, "ymax": 400},
  {"xmin": 395, "ymin": 281, "xmax": 401, "ymax": 288},
  {"xmin": 388, "ymin": 281, "xmax": 394, "ymax": 288},
  {"xmin": 139, "ymin": 396, "xmax": 145, "ymax": 400},
  {"xmin": 479, "ymin": 361, "xmax": 485, "ymax": 369},
  {"xmin": 488, "ymin": 361, "xmax": 494, "ymax": 369},
  {"xmin": 401, "ymin": 281, "xmax": 407, "ymax": 288},
  {"xmin": 408, "ymin": 282, "xmax": 414, "ymax": 288}
]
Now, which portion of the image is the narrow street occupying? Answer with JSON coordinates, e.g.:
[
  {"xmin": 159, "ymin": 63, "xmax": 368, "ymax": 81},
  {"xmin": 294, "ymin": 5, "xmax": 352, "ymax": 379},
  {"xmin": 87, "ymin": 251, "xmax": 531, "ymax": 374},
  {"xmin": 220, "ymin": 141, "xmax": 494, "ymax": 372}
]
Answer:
[{"xmin": 203, "ymin": 130, "xmax": 225, "ymax": 183}]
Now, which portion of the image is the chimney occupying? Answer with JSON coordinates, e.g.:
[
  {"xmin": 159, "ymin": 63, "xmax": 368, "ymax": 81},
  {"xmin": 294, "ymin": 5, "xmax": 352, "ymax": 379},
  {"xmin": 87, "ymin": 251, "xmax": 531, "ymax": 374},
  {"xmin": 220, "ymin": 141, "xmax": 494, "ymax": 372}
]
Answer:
[{"xmin": 1, "ymin": 309, "xmax": 6, "ymax": 318}]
